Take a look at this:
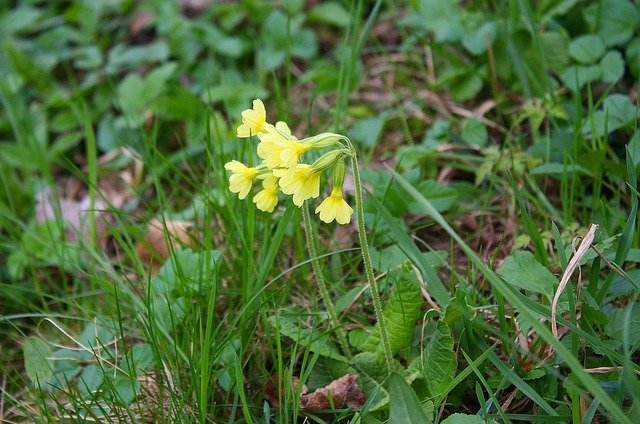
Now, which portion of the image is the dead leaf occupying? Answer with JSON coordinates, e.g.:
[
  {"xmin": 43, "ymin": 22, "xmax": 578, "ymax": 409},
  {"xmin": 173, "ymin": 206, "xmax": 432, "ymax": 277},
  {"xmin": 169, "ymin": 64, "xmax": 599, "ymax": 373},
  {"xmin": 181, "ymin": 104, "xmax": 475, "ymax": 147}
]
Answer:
[
  {"xmin": 135, "ymin": 218, "xmax": 194, "ymax": 274},
  {"xmin": 35, "ymin": 187, "xmax": 108, "ymax": 245},
  {"xmin": 264, "ymin": 376, "xmax": 307, "ymax": 407},
  {"xmin": 299, "ymin": 374, "xmax": 365, "ymax": 410}
]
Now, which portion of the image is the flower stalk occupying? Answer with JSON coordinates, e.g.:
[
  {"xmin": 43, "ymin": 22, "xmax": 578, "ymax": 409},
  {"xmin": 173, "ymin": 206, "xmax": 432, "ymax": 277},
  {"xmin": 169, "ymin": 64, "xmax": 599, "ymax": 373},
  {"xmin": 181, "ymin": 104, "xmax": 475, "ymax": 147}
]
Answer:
[{"xmin": 348, "ymin": 140, "xmax": 395, "ymax": 374}]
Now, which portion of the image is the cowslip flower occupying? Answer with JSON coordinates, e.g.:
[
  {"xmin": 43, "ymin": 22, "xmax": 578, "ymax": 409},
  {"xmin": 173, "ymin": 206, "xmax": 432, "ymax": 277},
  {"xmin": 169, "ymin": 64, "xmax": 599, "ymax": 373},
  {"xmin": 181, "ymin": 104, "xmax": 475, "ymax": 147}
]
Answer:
[
  {"xmin": 257, "ymin": 121, "xmax": 297, "ymax": 169},
  {"xmin": 237, "ymin": 99, "xmax": 267, "ymax": 137},
  {"xmin": 315, "ymin": 187, "xmax": 353, "ymax": 225},
  {"xmin": 224, "ymin": 160, "xmax": 259, "ymax": 199},
  {"xmin": 253, "ymin": 175, "xmax": 279, "ymax": 213},
  {"xmin": 275, "ymin": 164, "xmax": 320, "ymax": 207}
]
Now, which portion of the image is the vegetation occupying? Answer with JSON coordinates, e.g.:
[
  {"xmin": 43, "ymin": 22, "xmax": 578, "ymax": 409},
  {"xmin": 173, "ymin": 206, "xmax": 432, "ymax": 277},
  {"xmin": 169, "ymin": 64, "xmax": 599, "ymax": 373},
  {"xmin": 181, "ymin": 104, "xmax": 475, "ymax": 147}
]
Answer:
[{"xmin": 1, "ymin": 0, "xmax": 639, "ymax": 422}]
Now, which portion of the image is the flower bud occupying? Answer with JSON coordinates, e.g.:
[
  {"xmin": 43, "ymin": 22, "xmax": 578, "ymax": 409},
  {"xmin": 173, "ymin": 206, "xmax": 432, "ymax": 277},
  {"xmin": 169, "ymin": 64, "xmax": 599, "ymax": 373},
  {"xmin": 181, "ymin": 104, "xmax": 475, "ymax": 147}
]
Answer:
[
  {"xmin": 302, "ymin": 132, "xmax": 345, "ymax": 149},
  {"xmin": 310, "ymin": 149, "xmax": 348, "ymax": 173},
  {"xmin": 332, "ymin": 159, "xmax": 347, "ymax": 189}
]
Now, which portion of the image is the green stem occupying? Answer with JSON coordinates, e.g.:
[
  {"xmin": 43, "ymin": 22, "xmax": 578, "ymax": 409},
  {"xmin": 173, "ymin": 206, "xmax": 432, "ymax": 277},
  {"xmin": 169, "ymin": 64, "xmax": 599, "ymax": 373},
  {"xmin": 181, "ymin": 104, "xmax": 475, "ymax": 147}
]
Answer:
[
  {"xmin": 349, "ymin": 148, "xmax": 394, "ymax": 373},
  {"xmin": 301, "ymin": 202, "xmax": 352, "ymax": 358}
]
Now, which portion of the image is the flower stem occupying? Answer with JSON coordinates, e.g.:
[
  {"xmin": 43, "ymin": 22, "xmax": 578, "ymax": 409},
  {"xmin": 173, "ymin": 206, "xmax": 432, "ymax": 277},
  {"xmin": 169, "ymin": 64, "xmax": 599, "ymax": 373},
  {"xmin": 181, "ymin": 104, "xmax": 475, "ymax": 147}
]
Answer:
[
  {"xmin": 349, "ymin": 149, "xmax": 394, "ymax": 374},
  {"xmin": 301, "ymin": 201, "xmax": 352, "ymax": 358}
]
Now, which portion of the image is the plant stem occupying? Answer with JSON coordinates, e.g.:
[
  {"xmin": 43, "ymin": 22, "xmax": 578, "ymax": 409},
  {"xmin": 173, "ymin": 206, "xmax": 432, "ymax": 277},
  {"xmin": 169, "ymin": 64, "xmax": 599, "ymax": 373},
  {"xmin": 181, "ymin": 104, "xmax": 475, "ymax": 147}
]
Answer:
[
  {"xmin": 349, "ymin": 148, "xmax": 394, "ymax": 373},
  {"xmin": 301, "ymin": 201, "xmax": 352, "ymax": 358}
]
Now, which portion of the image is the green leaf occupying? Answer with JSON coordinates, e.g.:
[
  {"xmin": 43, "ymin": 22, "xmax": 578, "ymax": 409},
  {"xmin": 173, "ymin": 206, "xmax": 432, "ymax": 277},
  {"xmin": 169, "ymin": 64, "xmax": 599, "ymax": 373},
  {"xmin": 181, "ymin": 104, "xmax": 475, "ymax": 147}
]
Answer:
[
  {"xmin": 441, "ymin": 413, "xmax": 487, "ymax": 424},
  {"xmin": 408, "ymin": 181, "xmax": 458, "ymax": 214},
  {"xmin": 626, "ymin": 37, "xmax": 640, "ymax": 78},
  {"xmin": 23, "ymin": 337, "xmax": 53, "ymax": 385},
  {"xmin": 604, "ymin": 303, "xmax": 640, "ymax": 348},
  {"xmin": 351, "ymin": 352, "xmax": 389, "ymax": 410},
  {"xmin": 599, "ymin": 50, "xmax": 625, "ymax": 83},
  {"xmin": 450, "ymin": 73, "xmax": 483, "ymax": 101},
  {"xmin": 267, "ymin": 316, "xmax": 347, "ymax": 362},
  {"xmin": 422, "ymin": 321, "xmax": 457, "ymax": 406},
  {"xmin": 152, "ymin": 248, "xmax": 221, "ymax": 294},
  {"xmin": 596, "ymin": 0, "xmax": 639, "ymax": 47},
  {"xmin": 585, "ymin": 94, "xmax": 638, "ymax": 138},
  {"xmin": 460, "ymin": 117, "xmax": 488, "ymax": 146},
  {"xmin": 417, "ymin": 0, "xmax": 464, "ymax": 43},
  {"xmin": 560, "ymin": 65, "xmax": 602, "ymax": 92},
  {"xmin": 497, "ymin": 251, "xmax": 557, "ymax": 298},
  {"xmin": 309, "ymin": 2, "xmax": 351, "ymax": 27},
  {"xmin": 307, "ymin": 357, "xmax": 353, "ymax": 390},
  {"xmin": 348, "ymin": 114, "xmax": 387, "ymax": 149},
  {"xmin": 539, "ymin": 31, "xmax": 570, "ymax": 72},
  {"xmin": 568, "ymin": 35, "xmax": 606, "ymax": 64},
  {"xmin": 362, "ymin": 279, "xmax": 423, "ymax": 354},
  {"xmin": 389, "ymin": 373, "xmax": 431, "ymax": 423},
  {"xmin": 462, "ymin": 22, "xmax": 497, "ymax": 56}
]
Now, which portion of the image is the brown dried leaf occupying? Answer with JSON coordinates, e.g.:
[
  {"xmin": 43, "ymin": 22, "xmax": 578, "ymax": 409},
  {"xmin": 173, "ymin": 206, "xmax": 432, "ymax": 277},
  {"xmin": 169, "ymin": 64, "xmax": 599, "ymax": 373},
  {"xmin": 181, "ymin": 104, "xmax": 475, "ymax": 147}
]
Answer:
[
  {"xmin": 299, "ymin": 374, "xmax": 365, "ymax": 410},
  {"xmin": 135, "ymin": 218, "xmax": 194, "ymax": 274},
  {"xmin": 264, "ymin": 376, "xmax": 307, "ymax": 407},
  {"xmin": 35, "ymin": 188, "xmax": 109, "ymax": 245}
]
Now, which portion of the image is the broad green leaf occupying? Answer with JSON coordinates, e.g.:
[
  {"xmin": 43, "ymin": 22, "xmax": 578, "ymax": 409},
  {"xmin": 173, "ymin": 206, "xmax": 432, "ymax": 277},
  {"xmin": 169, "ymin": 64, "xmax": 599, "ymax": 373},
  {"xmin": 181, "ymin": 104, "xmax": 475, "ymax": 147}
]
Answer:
[
  {"xmin": 362, "ymin": 279, "xmax": 423, "ymax": 354},
  {"xmin": 348, "ymin": 114, "xmax": 387, "ymax": 148},
  {"xmin": 152, "ymin": 248, "xmax": 221, "ymax": 294},
  {"xmin": 560, "ymin": 64, "xmax": 602, "ymax": 92},
  {"xmin": 599, "ymin": 51, "xmax": 624, "ymax": 83},
  {"xmin": 408, "ymin": 180, "xmax": 458, "ymax": 214},
  {"xmin": 604, "ymin": 303, "xmax": 640, "ymax": 348},
  {"xmin": 417, "ymin": 0, "xmax": 464, "ymax": 43},
  {"xmin": 596, "ymin": 0, "xmax": 639, "ymax": 47},
  {"xmin": 23, "ymin": 337, "xmax": 53, "ymax": 385},
  {"xmin": 422, "ymin": 321, "xmax": 457, "ymax": 405},
  {"xmin": 462, "ymin": 22, "xmax": 497, "ymax": 56},
  {"xmin": 626, "ymin": 37, "xmax": 640, "ymax": 77},
  {"xmin": 351, "ymin": 352, "xmax": 389, "ymax": 410},
  {"xmin": 389, "ymin": 373, "xmax": 431, "ymax": 424},
  {"xmin": 78, "ymin": 364, "xmax": 104, "ymax": 396},
  {"xmin": 585, "ymin": 94, "xmax": 638, "ymax": 138},
  {"xmin": 309, "ymin": 2, "xmax": 351, "ymax": 27},
  {"xmin": 460, "ymin": 117, "xmax": 488, "ymax": 146},
  {"xmin": 267, "ymin": 316, "xmax": 347, "ymax": 362},
  {"xmin": 568, "ymin": 35, "xmax": 606, "ymax": 64},
  {"xmin": 497, "ymin": 251, "xmax": 557, "ymax": 298},
  {"xmin": 539, "ymin": 31, "xmax": 570, "ymax": 72},
  {"xmin": 441, "ymin": 413, "xmax": 487, "ymax": 423}
]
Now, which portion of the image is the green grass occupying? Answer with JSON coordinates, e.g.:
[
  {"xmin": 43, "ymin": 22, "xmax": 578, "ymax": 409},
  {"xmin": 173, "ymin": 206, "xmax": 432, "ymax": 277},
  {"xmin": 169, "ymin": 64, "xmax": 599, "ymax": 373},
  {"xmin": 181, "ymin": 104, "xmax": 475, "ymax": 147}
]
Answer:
[{"xmin": 1, "ymin": 0, "xmax": 640, "ymax": 423}]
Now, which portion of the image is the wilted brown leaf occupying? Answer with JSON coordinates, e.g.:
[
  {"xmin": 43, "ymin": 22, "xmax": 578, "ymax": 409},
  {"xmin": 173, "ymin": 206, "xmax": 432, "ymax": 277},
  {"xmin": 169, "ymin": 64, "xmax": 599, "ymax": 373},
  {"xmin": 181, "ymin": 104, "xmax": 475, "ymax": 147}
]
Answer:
[{"xmin": 299, "ymin": 373, "xmax": 365, "ymax": 410}]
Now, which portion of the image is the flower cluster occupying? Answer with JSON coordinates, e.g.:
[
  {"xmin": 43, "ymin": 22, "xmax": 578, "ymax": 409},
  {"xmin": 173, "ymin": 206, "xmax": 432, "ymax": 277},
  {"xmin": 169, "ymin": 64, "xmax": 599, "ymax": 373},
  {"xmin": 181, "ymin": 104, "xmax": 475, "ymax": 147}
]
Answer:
[{"xmin": 224, "ymin": 99, "xmax": 353, "ymax": 225}]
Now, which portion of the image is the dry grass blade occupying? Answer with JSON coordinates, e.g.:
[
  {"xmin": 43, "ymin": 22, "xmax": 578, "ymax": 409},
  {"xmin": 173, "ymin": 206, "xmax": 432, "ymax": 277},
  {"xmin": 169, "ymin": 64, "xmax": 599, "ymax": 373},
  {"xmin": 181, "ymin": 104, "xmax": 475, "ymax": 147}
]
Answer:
[{"xmin": 551, "ymin": 224, "xmax": 598, "ymax": 339}]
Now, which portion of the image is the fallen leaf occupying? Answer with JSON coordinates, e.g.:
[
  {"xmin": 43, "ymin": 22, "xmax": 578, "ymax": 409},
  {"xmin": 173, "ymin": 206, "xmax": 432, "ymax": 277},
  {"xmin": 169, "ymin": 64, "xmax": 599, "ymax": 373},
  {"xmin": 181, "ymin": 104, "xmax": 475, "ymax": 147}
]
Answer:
[
  {"xmin": 299, "ymin": 373, "xmax": 365, "ymax": 410},
  {"xmin": 264, "ymin": 376, "xmax": 307, "ymax": 407}
]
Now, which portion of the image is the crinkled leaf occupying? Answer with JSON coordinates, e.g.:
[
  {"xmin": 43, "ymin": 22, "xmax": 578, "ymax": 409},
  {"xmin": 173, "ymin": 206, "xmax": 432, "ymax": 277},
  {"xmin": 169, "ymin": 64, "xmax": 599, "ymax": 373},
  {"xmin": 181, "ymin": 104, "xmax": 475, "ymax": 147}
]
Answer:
[
  {"xmin": 422, "ymin": 321, "xmax": 457, "ymax": 404},
  {"xmin": 267, "ymin": 316, "xmax": 347, "ymax": 362},
  {"xmin": 350, "ymin": 352, "xmax": 389, "ymax": 411},
  {"xmin": 497, "ymin": 250, "xmax": 557, "ymax": 298},
  {"xmin": 389, "ymin": 373, "xmax": 431, "ymax": 424},
  {"xmin": 362, "ymin": 279, "xmax": 423, "ymax": 354},
  {"xmin": 604, "ymin": 303, "xmax": 640, "ymax": 348}
]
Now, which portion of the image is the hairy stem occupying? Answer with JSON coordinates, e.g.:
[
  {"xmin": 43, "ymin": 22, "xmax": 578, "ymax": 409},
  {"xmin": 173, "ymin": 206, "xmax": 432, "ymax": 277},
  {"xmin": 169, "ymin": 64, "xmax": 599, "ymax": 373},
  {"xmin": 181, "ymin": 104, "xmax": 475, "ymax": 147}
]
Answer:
[
  {"xmin": 349, "ymin": 149, "xmax": 394, "ymax": 373},
  {"xmin": 301, "ymin": 201, "xmax": 352, "ymax": 358}
]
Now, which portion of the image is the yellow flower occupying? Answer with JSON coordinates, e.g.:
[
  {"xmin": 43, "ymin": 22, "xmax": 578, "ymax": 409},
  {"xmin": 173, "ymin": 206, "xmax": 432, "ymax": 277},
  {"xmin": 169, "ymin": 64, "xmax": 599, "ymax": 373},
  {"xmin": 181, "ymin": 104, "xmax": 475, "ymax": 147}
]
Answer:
[
  {"xmin": 257, "ymin": 121, "xmax": 297, "ymax": 169},
  {"xmin": 224, "ymin": 160, "xmax": 258, "ymax": 199},
  {"xmin": 315, "ymin": 187, "xmax": 353, "ymax": 225},
  {"xmin": 279, "ymin": 139, "xmax": 311, "ymax": 169},
  {"xmin": 237, "ymin": 99, "xmax": 267, "ymax": 137},
  {"xmin": 275, "ymin": 164, "xmax": 320, "ymax": 207},
  {"xmin": 253, "ymin": 176, "xmax": 279, "ymax": 213}
]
